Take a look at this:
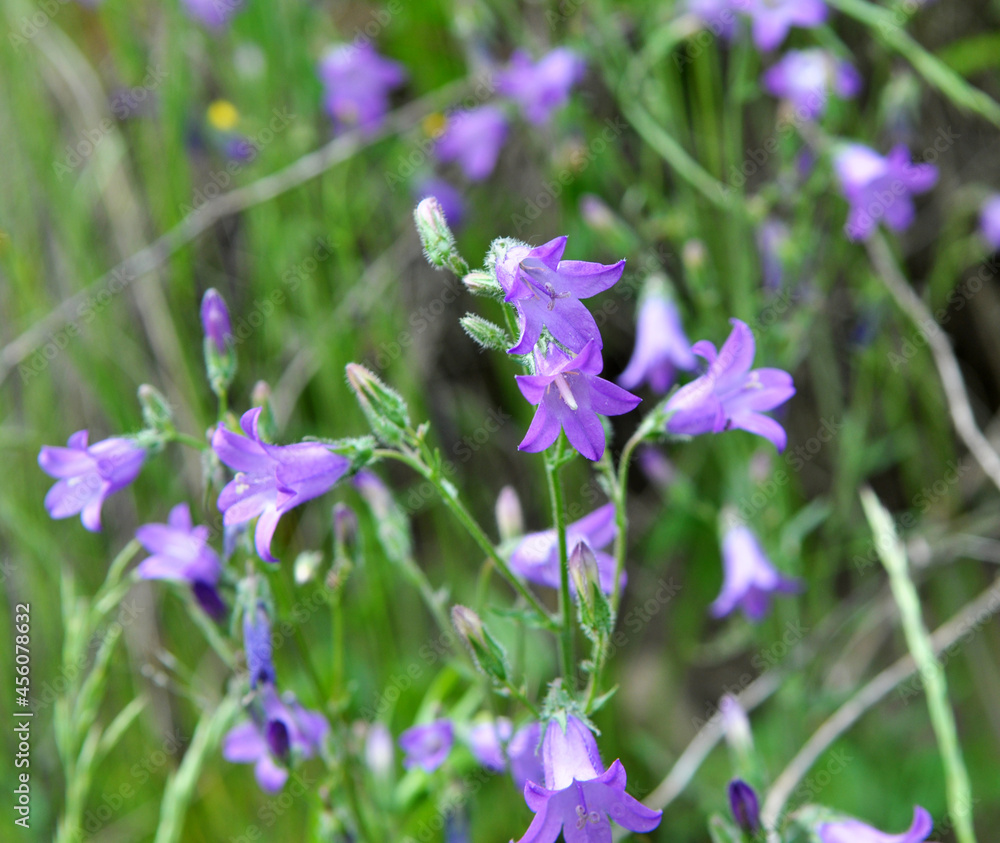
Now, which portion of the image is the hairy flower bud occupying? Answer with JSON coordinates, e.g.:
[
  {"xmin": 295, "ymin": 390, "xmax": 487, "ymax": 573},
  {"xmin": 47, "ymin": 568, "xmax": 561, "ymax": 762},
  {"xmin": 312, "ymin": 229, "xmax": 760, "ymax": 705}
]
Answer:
[
  {"xmin": 452, "ymin": 604, "xmax": 509, "ymax": 684},
  {"xmin": 201, "ymin": 289, "xmax": 236, "ymax": 396},
  {"xmin": 345, "ymin": 363, "xmax": 411, "ymax": 447},
  {"xmin": 462, "ymin": 269, "xmax": 503, "ymax": 299},
  {"xmin": 138, "ymin": 384, "xmax": 173, "ymax": 433},
  {"xmin": 414, "ymin": 197, "xmax": 468, "ymax": 276},
  {"xmin": 459, "ymin": 314, "xmax": 510, "ymax": 351}
]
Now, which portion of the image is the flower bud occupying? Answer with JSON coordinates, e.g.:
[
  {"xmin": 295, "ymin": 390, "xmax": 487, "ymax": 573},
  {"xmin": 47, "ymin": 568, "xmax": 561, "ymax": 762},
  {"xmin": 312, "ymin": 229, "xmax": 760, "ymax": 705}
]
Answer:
[
  {"xmin": 727, "ymin": 779, "xmax": 761, "ymax": 834},
  {"xmin": 294, "ymin": 550, "xmax": 324, "ymax": 585},
  {"xmin": 138, "ymin": 384, "xmax": 173, "ymax": 432},
  {"xmin": 459, "ymin": 313, "xmax": 509, "ymax": 351},
  {"xmin": 200, "ymin": 288, "xmax": 232, "ymax": 353},
  {"xmin": 414, "ymin": 197, "xmax": 467, "ymax": 276},
  {"xmin": 345, "ymin": 363, "xmax": 411, "ymax": 447},
  {"xmin": 568, "ymin": 541, "xmax": 599, "ymax": 600},
  {"xmin": 720, "ymin": 694, "xmax": 754, "ymax": 761},
  {"xmin": 452, "ymin": 604, "xmax": 508, "ymax": 684},
  {"xmin": 451, "ymin": 605, "xmax": 485, "ymax": 646},
  {"xmin": 495, "ymin": 486, "xmax": 524, "ymax": 542},
  {"xmin": 462, "ymin": 269, "xmax": 503, "ymax": 299}
]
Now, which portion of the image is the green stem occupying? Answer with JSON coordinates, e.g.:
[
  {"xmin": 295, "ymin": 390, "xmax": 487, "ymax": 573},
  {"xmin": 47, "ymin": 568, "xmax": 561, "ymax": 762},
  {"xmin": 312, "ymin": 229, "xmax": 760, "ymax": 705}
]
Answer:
[
  {"xmin": 373, "ymin": 448, "xmax": 555, "ymax": 627},
  {"xmin": 860, "ymin": 488, "xmax": 978, "ymax": 843},
  {"xmin": 544, "ymin": 439, "xmax": 575, "ymax": 685},
  {"xmin": 168, "ymin": 429, "xmax": 209, "ymax": 451}
]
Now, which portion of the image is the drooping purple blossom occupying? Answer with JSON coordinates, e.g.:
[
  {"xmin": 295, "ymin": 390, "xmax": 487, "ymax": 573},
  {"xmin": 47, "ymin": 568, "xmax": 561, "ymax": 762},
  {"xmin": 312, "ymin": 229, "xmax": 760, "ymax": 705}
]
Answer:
[
  {"xmin": 243, "ymin": 602, "xmax": 276, "ymax": 689},
  {"xmin": 509, "ymin": 502, "xmax": 621, "ymax": 594},
  {"xmin": 743, "ymin": 0, "xmax": 828, "ymax": 51},
  {"xmin": 762, "ymin": 49, "xmax": 861, "ymax": 120},
  {"xmin": 686, "ymin": 0, "xmax": 742, "ymax": 39},
  {"xmin": 980, "ymin": 194, "xmax": 1000, "ymax": 250},
  {"xmin": 516, "ymin": 341, "xmax": 641, "ymax": 461},
  {"xmin": 201, "ymin": 288, "xmax": 233, "ymax": 353},
  {"xmin": 181, "ymin": 0, "xmax": 244, "ymax": 29},
  {"xmin": 618, "ymin": 288, "xmax": 695, "ymax": 393},
  {"xmin": 513, "ymin": 715, "xmax": 662, "ymax": 843},
  {"xmin": 497, "ymin": 48, "xmax": 586, "ymax": 125},
  {"xmin": 38, "ymin": 432, "xmax": 146, "ymax": 532},
  {"xmin": 222, "ymin": 686, "xmax": 329, "ymax": 792},
  {"xmin": 711, "ymin": 525, "xmax": 801, "ymax": 621},
  {"xmin": 664, "ymin": 319, "xmax": 795, "ymax": 451},
  {"xmin": 728, "ymin": 779, "xmax": 762, "ymax": 834},
  {"xmin": 435, "ymin": 105, "xmax": 509, "ymax": 181},
  {"xmin": 834, "ymin": 143, "xmax": 938, "ymax": 241},
  {"xmin": 318, "ymin": 42, "xmax": 407, "ymax": 136},
  {"xmin": 817, "ymin": 807, "xmax": 933, "ymax": 843},
  {"xmin": 135, "ymin": 503, "xmax": 225, "ymax": 619},
  {"xmin": 212, "ymin": 408, "xmax": 350, "ymax": 563},
  {"xmin": 496, "ymin": 236, "xmax": 625, "ymax": 355},
  {"xmin": 467, "ymin": 718, "xmax": 513, "ymax": 771},
  {"xmin": 399, "ymin": 719, "xmax": 454, "ymax": 773}
]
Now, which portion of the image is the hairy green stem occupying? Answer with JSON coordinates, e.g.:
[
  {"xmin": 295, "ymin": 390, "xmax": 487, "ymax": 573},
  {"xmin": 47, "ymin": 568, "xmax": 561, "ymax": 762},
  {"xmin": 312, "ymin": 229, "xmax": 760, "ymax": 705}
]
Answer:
[{"xmin": 545, "ymin": 439, "xmax": 575, "ymax": 685}]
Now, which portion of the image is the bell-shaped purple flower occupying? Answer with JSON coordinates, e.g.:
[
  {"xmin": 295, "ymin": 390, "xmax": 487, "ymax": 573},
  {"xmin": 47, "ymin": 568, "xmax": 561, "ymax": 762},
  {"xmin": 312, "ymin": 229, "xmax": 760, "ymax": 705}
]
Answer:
[
  {"xmin": 497, "ymin": 236, "xmax": 625, "ymax": 355},
  {"xmin": 318, "ymin": 43, "xmax": 407, "ymax": 136},
  {"xmin": 510, "ymin": 502, "xmax": 621, "ymax": 594},
  {"xmin": 212, "ymin": 408, "xmax": 350, "ymax": 563},
  {"xmin": 467, "ymin": 718, "xmax": 513, "ymax": 772},
  {"xmin": 514, "ymin": 715, "xmax": 662, "ymax": 843},
  {"xmin": 743, "ymin": 0, "xmax": 828, "ymax": 51},
  {"xmin": 435, "ymin": 105, "xmax": 509, "ymax": 181},
  {"xmin": 834, "ymin": 143, "xmax": 938, "ymax": 241},
  {"xmin": 243, "ymin": 602, "xmax": 276, "ymax": 689},
  {"xmin": 980, "ymin": 194, "xmax": 1000, "ymax": 250},
  {"xmin": 399, "ymin": 719, "xmax": 454, "ymax": 773},
  {"xmin": 516, "ymin": 341, "xmax": 641, "ymax": 462},
  {"xmin": 618, "ymin": 289, "xmax": 695, "ymax": 393},
  {"xmin": 222, "ymin": 686, "xmax": 329, "ymax": 792},
  {"xmin": 200, "ymin": 288, "xmax": 232, "ymax": 353},
  {"xmin": 497, "ymin": 48, "xmax": 586, "ymax": 125},
  {"xmin": 664, "ymin": 318, "xmax": 795, "ymax": 451},
  {"xmin": 38, "ymin": 431, "xmax": 146, "ymax": 532},
  {"xmin": 817, "ymin": 807, "xmax": 933, "ymax": 843},
  {"xmin": 728, "ymin": 779, "xmax": 762, "ymax": 834},
  {"xmin": 711, "ymin": 525, "xmax": 801, "ymax": 621},
  {"xmin": 135, "ymin": 503, "xmax": 225, "ymax": 619},
  {"xmin": 762, "ymin": 49, "xmax": 861, "ymax": 120},
  {"xmin": 181, "ymin": 0, "xmax": 244, "ymax": 29}
]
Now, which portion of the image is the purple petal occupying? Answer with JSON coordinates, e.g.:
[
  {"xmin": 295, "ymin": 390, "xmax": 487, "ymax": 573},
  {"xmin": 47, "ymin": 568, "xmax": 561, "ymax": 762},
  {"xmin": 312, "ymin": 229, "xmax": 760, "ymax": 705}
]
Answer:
[
  {"xmin": 254, "ymin": 508, "xmax": 282, "ymax": 563},
  {"xmin": 519, "ymin": 402, "xmax": 562, "ymax": 454},
  {"xmin": 223, "ymin": 722, "xmax": 267, "ymax": 763}
]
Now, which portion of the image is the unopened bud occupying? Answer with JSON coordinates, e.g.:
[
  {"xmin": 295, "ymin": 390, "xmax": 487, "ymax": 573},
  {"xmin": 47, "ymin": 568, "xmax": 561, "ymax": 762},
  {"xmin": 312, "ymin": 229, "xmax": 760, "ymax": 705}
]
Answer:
[
  {"xmin": 727, "ymin": 779, "xmax": 761, "ymax": 834},
  {"xmin": 200, "ymin": 288, "xmax": 232, "ymax": 353},
  {"xmin": 345, "ymin": 363, "xmax": 411, "ymax": 447},
  {"xmin": 462, "ymin": 269, "xmax": 503, "ymax": 299},
  {"xmin": 720, "ymin": 694, "xmax": 754, "ymax": 760},
  {"xmin": 451, "ymin": 605, "xmax": 485, "ymax": 646},
  {"xmin": 495, "ymin": 486, "xmax": 523, "ymax": 542},
  {"xmin": 414, "ymin": 197, "xmax": 467, "ymax": 276},
  {"xmin": 333, "ymin": 503, "xmax": 358, "ymax": 548},
  {"xmin": 452, "ymin": 605, "xmax": 508, "ymax": 684},
  {"xmin": 294, "ymin": 550, "xmax": 324, "ymax": 585},
  {"xmin": 460, "ymin": 314, "xmax": 509, "ymax": 351},
  {"xmin": 138, "ymin": 384, "xmax": 173, "ymax": 432},
  {"xmin": 569, "ymin": 541, "xmax": 599, "ymax": 599},
  {"xmin": 569, "ymin": 541, "xmax": 614, "ymax": 640}
]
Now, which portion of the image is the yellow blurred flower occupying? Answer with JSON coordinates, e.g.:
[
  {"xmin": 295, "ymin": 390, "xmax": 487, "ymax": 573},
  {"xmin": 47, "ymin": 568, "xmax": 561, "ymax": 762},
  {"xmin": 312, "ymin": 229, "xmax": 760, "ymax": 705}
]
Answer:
[{"xmin": 207, "ymin": 100, "xmax": 240, "ymax": 131}]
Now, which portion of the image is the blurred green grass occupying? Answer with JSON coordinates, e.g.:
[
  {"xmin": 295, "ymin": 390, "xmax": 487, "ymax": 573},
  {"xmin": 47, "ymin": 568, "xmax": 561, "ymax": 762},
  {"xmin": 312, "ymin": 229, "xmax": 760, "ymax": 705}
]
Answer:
[{"xmin": 1, "ymin": 0, "xmax": 1000, "ymax": 841}]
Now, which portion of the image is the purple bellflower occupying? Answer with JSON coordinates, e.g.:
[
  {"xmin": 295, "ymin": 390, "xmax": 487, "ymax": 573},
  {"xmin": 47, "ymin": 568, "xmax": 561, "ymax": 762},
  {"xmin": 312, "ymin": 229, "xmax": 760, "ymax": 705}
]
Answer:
[
  {"xmin": 513, "ymin": 715, "xmax": 662, "ymax": 843},
  {"xmin": 319, "ymin": 43, "xmax": 407, "ymax": 136},
  {"xmin": 181, "ymin": 0, "xmax": 244, "ymax": 29},
  {"xmin": 516, "ymin": 341, "xmax": 641, "ymax": 461},
  {"xmin": 212, "ymin": 408, "xmax": 350, "ymax": 562},
  {"xmin": 743, "ymin": 0, "xmax": 828, "ymax": 51},
  {"xmin": 834, "ymin": 143, "xmax": 938, "ymax": 241},
  {"xmin": 135, "ymin": 503, "xmax": 225, "ymax": 619},
  {"xmin": 711, "ymin": 525, "xmax": 801, "ymax": 621},
  {"xmin": 618, "ymin": 288, "xmax": 696, "ymax": 393},
  {"xmin": 509, "ymin": 722, "xmax": 545, "ymax": 791},
  {"xmin": 728, "ymin": 779, "xmax": 762, "ymax": 834},
  {"xmin": 498, "ymin": 48, "xmax": 586, "ymax": 125},
  {"xmin": 243, "ymin": 602, "xmax": 276, "ymax": 689},
  {"xmin": 496, "ymin": 236, "xmax": 625, "ymax": 355},
  {"xmin": 664, "ymin": 318, "xmax": 795, "ymax": 451},
  {"xmin": 435, "ymin": 105, "xmax": 509, "ymax": 181},
  {"xmin": 201, "ymin": 288, "xmax": 232, "ymax": 353},
  {"xmin": 468, "ymin": 718, "xmax": 513, "ymax": 772},
  {"xmin": 400, "ymin": 719, "xmax": 454, "ymax": 773},
  {"xmin": 817, "ymin": 807, "xmax": 933, "ymax": 843},
  {"xmin": 222, "ymin": 686, "xmax": 329, "ymax": 792},
  {"xmin": 509, "ymin": 502, "xmax": 621, "ymax": 594},
  {"xmin": 980, "ymin": 194, "xmax": 1000, "ymax": 250},
  {"xmin": 39, "ymin": 431, "xmax": 146, "ymax": 532},
  {"xmin": 762, "ymin": 49, "xmax": 861, "ymax": 120},
  {"xmin": 686, "ymin": 0, "xmax": 741, "ymax": 39}
]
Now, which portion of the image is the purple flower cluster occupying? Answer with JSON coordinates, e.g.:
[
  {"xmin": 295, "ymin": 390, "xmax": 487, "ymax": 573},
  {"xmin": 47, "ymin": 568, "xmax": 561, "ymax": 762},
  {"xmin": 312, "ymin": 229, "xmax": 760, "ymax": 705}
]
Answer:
[
  {"xmin": 762, "ymin": 49, "xmax": 861, "ymax": 120},
  {"xmin": 495, "ymin": 236, "xmax": 640, "ymax": 461},
  {"xmin": 318, "ymin": 42, "xmax": 407, "ymax": 136},
  {"xmin": 687, "ymin": 0, "xmax": 828, "ymax": 51}
]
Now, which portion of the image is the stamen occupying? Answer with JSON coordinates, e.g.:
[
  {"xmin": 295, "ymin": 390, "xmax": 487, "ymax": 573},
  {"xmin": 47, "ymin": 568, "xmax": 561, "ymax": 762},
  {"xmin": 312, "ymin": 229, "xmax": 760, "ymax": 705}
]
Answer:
[{"xmin": 554, "ymin": 374, "xmax": 578, "ymax": 410}]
